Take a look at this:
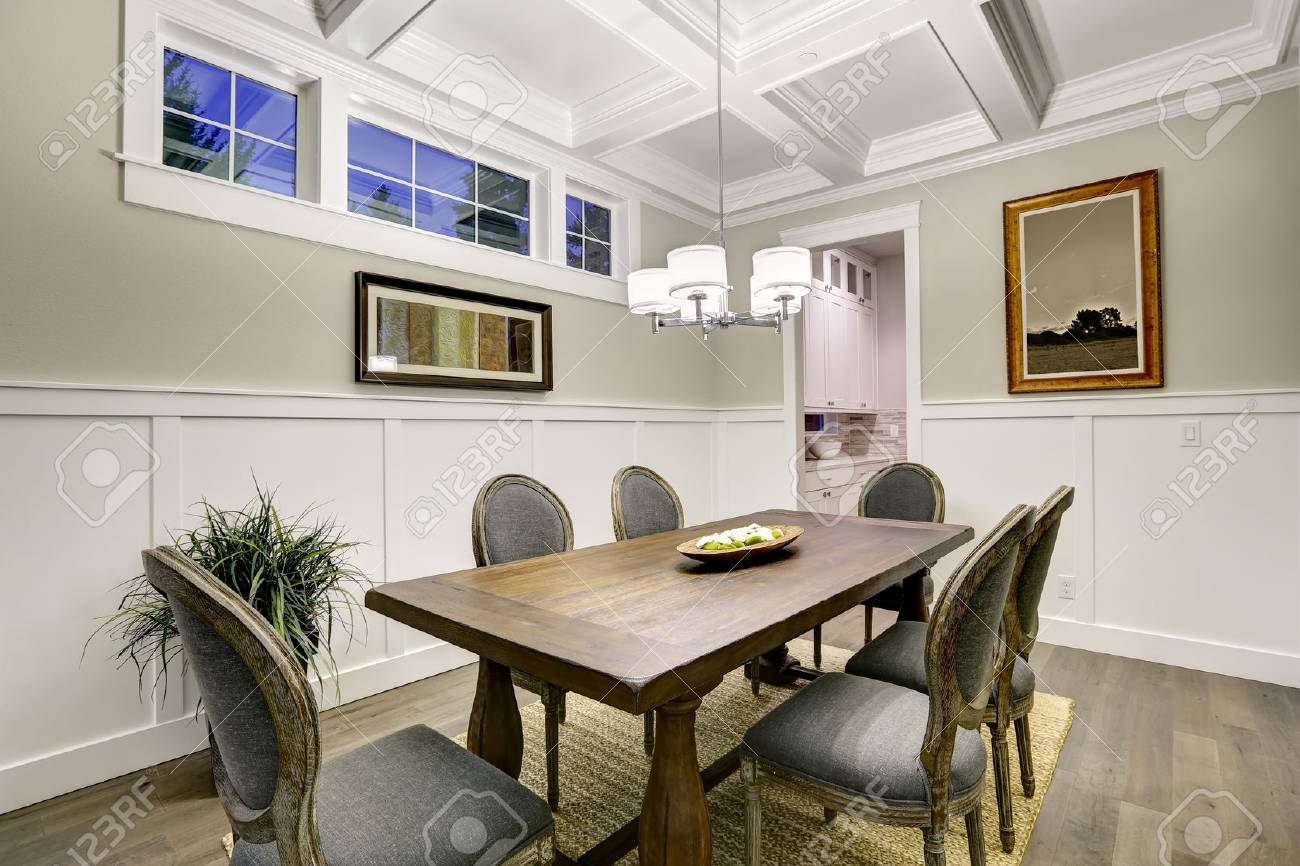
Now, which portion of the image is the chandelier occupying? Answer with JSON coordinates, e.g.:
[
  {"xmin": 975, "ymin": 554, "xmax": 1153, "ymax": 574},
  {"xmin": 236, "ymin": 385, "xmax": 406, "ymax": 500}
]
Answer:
[{"xmin": 626, "ymin": 0, "xmax": 812, "ymax": 339}]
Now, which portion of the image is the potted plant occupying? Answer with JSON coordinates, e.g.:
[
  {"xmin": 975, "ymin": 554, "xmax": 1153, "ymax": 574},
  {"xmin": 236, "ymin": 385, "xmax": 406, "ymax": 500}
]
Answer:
[{"xmin": 90, "ymin": 480, "xmax": 370, "ymax": 697}]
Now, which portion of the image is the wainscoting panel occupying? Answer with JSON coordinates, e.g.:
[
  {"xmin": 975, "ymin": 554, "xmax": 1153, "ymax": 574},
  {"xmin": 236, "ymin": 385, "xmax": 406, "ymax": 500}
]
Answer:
[
  {"xmin": 917, "ymin": 393, "xmax": 1300, "ymax": 690},
  {"xmin": 0, "ymin": 384, "xmax": 783, "ymax": 813}
]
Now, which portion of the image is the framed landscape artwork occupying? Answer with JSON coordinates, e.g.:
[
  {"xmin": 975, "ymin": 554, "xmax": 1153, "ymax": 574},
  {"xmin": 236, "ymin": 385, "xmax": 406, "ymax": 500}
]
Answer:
[
  {"xmin": 355, "ymin": 272, "xmax": 553, "ymax": 390},
  {"xmin": 1003, "ymin": 169, "xmax": 1164, "ymax": 393}
]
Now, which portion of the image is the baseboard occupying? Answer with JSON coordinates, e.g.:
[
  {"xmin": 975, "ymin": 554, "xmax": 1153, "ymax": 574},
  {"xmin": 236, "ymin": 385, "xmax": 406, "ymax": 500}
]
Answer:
[
  {"xmin": 0, "ymin": 642, "xmax": 475, "ymax": 815},
  {"xmin": 1038, "ymin": 617, "xmax": 1300, "ymax": 689}
]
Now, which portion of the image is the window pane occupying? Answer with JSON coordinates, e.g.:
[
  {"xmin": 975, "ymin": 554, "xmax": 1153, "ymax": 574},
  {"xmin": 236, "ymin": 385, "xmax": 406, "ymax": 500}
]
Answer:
[
  {"xmin": 347, "ymin": 118, "xmax": 411, "ymax": 182},
  {"xmin": 583, "ymin": 201, "xmax": 611, "ymax": 243},
  {"xmin": 584, "ymin": 238, "xmax": 611, "ymax": 276},
  {"xmin": 477, "ymin": 166, "xmax": 529, "ymax": 217},
  {"xmin": 163, "ymin": 49, "xmax": 231, "ymax": 125},
  {"xmin": 234, "ymin": 135, "xmax": 295, "ymax": 196},
  {"xmin": 416, "ymin": 144, "xmax": 475, "ymax": 200},
  {"xmin": 565, "ymin": 195, "xmax": 583, "ymax": 235},
  {"xmin": 162, "ymin": 112, "xmax": 230, "ymax": 179},
  {"xmin": 415, "ymin": 189, "xmax": 476, "ymax": 242},
  {"xmin": 566, "ymin": 233, "xmax": 583, "ymax": 269},
  {"xmin": 478, "ymin": 209, "xmax": 529, "ymax": 255},
  {"xmin": 348, "ymin": 169, "xmax": 412, "ymax": 225},
  {"xmin": 235, "ymin": 76, "xmax": 297, "ymax": 145}
]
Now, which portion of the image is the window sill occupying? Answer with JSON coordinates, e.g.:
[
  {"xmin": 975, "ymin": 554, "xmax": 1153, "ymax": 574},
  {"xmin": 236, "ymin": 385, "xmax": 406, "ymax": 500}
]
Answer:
[{"xmin": 114, "ymin": 154, "xmax": 630, "ymax": 305}]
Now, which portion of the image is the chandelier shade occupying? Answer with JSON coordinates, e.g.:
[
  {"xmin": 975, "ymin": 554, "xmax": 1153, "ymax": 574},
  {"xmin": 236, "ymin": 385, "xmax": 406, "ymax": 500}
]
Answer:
[
  {"xmin": 752, "ymin": 246, "xmax": 813, "ymax": 299},
  {"xmin": 626, "ymin": 268, "xmax": 679, "ymax": 315},
  {"xmin": 666, "ymin": 244, "xmax": 729, "ymax": 299}
]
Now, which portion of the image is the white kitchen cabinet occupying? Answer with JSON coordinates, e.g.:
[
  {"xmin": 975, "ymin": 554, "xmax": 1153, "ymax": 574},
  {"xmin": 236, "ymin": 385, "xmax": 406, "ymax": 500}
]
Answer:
[{"xmin": 803, "ymin": 250, "xmax": 878, "ymax": 412}]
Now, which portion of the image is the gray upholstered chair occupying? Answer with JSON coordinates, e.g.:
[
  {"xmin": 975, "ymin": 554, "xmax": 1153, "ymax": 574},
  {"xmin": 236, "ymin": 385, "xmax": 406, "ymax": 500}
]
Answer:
[
  {"xmin": 810, "ymin": 462, "xmax": 945, "ymax": 668},
  {"xmin": 610, "ymin": 466, "xmax": 684, "ymax": 758},
  {"xmin": 472, "ymin": 474, "xmax": 574, "ymax": 810},
  {"xmin": 844, "ymin": 486, "xmax": 1074, "ymax": 852},
  {"xmin": 141, "ymin": 546, "xmax": 554, "ymax": 866},
  {"xmin": 740, "ymin": 504, "xmax": 1035, "ymax": 866}
]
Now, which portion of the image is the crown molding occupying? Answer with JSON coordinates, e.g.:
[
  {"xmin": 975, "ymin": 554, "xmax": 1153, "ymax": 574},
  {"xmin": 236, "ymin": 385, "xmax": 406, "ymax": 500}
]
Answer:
[
  {"xmin": 778, "ymin": 201, "xmax": 920, "ymax": 248},
  {"xmin": 1039, "ymin": 0, "xmax": 1298, "ymax": 127},
  {"xmin": 980, "ymin": 0, "xmax": 1052, "ymax": 121},
  {"xmin": 864, "ymin": 110, "xmax": 998, "ymax": 176},
  {"xmin": 767, "ymin": 79, "xmax": 872, "ymax": 167},
  {"xmin": 572, "ymin": 68, "xmax": 696, "ymax": 146},
  {"xmin": 731, "ymin": 64, "xmax": 1298, "ymax": 226}
]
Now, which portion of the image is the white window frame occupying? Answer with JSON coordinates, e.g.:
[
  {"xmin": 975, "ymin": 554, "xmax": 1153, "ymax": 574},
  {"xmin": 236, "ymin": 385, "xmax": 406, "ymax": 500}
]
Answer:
[{"xmin": 117, "ymin": 0, "xmax": 644, "ymax": 306}]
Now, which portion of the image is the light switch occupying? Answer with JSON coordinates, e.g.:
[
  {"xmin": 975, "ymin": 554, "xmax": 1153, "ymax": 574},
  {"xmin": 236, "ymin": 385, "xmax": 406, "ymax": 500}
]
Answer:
[{"xmin": 1180, "ymin": 420, "xmax": 1201, "ymax": 447}]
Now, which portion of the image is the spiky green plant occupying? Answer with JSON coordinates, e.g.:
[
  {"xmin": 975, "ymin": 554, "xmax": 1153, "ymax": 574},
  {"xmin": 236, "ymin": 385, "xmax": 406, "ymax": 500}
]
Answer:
[{"xmin": 89, "ymin": 481, "xmax": 370, "ymax": 698}]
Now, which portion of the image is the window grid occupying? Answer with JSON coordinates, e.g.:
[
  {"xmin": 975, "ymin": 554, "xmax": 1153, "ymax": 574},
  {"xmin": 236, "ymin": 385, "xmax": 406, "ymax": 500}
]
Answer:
[
  {"xmin": 346, "ymin": 118, "xmax": 530, "ymax": 256},
  {"xmin": 160, "ymin": 49, "xmax": 297, "ymax": 197},
  {"xmin": 565, "ymin": 195, "xmax": 612, "ymax": 277}
]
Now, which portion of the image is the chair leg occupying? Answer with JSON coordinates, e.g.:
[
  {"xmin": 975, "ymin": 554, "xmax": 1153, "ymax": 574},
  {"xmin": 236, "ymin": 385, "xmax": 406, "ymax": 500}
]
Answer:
[
  {"xmin": 823, "ymin": 807, "xmax": 837, "ymax": 825},
  {"xmin": 1014, "ymin": 715, "xmax": 1035, "ymax": 796},
  {"xmin": 812, "ymin": 624, "xmax": 822, "ymax": 669},
  {"xmin": 750, "ymin": 657, "xmax": 761, "ymax": 696},
  {"xmin": 557, "ymin": 690, "xmax": 567, "ymax": 725},
  {"xmin": 643, "ymin": 712, "xmax": 655, "ymax": 757},
  {"xmin": 921, "ymin": 828, "xmax": 947, "ymax": 866},
  {"xmin": 741, "ymin": 755, "xmax": 762, "ymax": 866},
  {"xmin": 541, "ymin": 685, "xmax": 562, "ymax": 810},
  {"xmin": 863, "ymin": 604, "xmax": 874, "ymax": 644},
  {"xmin": 987, "ymin": 721, "xmax": 1015, "ymax": 853},
  {"xmin": 965, "ymin": 806, "xmax": 987, "ymax": 866}
]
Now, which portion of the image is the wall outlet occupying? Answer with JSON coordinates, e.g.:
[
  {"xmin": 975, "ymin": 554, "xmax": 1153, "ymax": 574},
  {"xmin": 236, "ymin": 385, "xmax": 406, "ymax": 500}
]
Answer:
[
  {"xmin": 1059, "ymin": 575, "xmax": 1076, "ymax": 600},
  {"xmin": 1180, "ymin": 419, "xmax": 1201, "ymax": 447},
  {"xmin": 889, "ymin": 423, "xmax": 899, "ymax": 437}
]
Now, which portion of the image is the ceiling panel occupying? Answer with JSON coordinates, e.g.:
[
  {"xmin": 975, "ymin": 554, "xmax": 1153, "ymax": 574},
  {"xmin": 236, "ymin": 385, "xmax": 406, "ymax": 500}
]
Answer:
[
  {"xmin": 411, "ymin": 0, "xmax": 661, "ymax": 108},
  {"xmin": 640, "ymin": 110, "xmax": 778, "ymax": 180},
  {"xmin": 1024, "ymin": 0, "xmax": 1256, "ymax": 81},
  {"xmin": 799, "ymin": 26, "xmax": 978, "ymax": 140}
]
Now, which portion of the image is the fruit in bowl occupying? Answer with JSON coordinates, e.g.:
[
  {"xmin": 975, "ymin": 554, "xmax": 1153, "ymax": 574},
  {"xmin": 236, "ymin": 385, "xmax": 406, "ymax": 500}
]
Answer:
[{"xmin": 695, "ymin": 523, "xmax": 785, "ymax": 550}]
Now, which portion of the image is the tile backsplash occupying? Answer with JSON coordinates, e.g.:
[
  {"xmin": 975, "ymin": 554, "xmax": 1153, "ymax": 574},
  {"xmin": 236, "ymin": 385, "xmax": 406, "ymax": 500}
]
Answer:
[{"xmin": 804, "ymin": 409, "xmax": 907, "ymax": 462}]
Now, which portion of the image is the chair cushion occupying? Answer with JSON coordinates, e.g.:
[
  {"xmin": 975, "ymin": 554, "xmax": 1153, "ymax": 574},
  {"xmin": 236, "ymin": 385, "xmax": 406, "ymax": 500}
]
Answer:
[
  {"xmin": 617, "ymin": 472, "xmax": 680, "ymax": 539},
  {"xmin": 231, "ymin": 725, "xmax": 551, "ymax": 866},
  {"xmin": 743, "ymin": 673, "xmax": 986, "ymax": 806},
  {"xmin": 845, "ymin": 621, "xmax": 1034, "ymax": 705},
  {"xmin": 862, "ymin": 570, "xmax": 934, "ymax": 612},
  {"xmin": 481, "ymin": 480, "xmax": 568, "ymax": 565}
]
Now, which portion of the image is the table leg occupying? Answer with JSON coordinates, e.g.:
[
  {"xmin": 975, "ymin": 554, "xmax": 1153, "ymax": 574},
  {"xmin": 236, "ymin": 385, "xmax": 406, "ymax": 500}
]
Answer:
[
  {"xmin": 899, "ymin": 570, "xmax": 931, "ymax": 623},
  {"xmin": 639, "ymin": 694, "xmax": 711, "ymax": 866},
  {"xmin": 467, "ymin": 658, "xmax": 523, "ymax": 779}
]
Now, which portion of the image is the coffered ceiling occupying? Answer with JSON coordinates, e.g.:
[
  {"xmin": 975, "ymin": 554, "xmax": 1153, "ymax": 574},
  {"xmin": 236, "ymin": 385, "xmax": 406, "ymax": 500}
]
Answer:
[{"xmin": 279, "ymin": 0, "xmax": 1298, "ymax": 225}]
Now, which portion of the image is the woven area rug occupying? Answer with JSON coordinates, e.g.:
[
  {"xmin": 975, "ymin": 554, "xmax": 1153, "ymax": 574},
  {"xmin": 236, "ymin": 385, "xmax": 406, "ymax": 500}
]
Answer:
[{"xmin": 481, "ymin": 638, "xmax": 1074, "ymax": 865}]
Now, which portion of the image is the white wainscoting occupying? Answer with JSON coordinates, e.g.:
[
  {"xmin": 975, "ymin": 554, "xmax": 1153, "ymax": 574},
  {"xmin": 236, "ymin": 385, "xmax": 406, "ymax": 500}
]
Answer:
[
  {"xmin": 914, "ymin": 389, "xmax": 1300, "ymax": 691},
  {"xmin": 0, "ymin": 382, "xmax": 786, "ymax": 813}
]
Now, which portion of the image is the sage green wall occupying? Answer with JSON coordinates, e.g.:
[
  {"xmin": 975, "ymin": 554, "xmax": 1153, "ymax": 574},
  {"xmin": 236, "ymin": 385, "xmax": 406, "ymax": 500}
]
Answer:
[
  {"xmin": 715, "ymin": 88, "xmax": 1300, "ymax": 406},
  {"xmin": 0, "ymin": 0, "xmax": 718, "ymax": 407}
]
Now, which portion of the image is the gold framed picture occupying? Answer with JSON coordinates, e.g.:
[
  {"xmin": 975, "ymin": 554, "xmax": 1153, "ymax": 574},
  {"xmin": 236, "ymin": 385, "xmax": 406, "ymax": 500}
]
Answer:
[
  {"xmin": 1003, "ymin": 169, "xmax": 1163, "ymax": 393},
  {"xmin": 355, "ymin": 272, "xmax": 553, "ymax": 391}
]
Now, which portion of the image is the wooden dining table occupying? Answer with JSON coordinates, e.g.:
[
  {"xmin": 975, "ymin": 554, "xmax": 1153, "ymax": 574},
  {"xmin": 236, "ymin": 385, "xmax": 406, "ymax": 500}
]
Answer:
[{"xmin": 366, "ymin": 508, "xmax": 972, "ymax": 866}]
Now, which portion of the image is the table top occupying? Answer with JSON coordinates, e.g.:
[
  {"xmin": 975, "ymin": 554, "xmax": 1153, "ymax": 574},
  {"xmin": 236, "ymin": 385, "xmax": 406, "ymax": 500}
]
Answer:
[{"xmin": 366, "ymin": 509, "xmax": 973, "ymax": 713}]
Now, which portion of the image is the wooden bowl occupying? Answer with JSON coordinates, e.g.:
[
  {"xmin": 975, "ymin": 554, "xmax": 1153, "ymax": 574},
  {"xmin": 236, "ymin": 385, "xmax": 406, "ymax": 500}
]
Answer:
[{"xmin": 675, "ymin": 525, "xmax": 804, "ymax": 564}]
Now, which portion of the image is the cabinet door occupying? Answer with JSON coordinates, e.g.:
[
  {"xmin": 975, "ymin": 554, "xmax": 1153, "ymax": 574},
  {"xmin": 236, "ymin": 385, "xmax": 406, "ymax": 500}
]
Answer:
[
  {"xmin": 803, "ymin": 291, "xmax": 829, "ymax": 408},
  {"xmin": 826, "ymin": 298, "xmax": 852, "ymax": 410},
  {"xmin": 855, "ymin": 307, "xmax": 877, "ymax": 411}
]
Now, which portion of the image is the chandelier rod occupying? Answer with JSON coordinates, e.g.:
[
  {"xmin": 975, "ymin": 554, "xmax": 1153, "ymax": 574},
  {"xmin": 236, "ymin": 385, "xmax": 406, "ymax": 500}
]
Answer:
[{"xmin": 716, "ymin": 0, "xmax": 724, "ymax": 248}]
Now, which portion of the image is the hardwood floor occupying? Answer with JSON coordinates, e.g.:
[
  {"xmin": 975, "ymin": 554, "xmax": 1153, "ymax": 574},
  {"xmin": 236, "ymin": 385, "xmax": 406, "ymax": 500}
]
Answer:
[{"xmin": 4, "ymin": 607, "xmax": 1297, "ymax": 865}]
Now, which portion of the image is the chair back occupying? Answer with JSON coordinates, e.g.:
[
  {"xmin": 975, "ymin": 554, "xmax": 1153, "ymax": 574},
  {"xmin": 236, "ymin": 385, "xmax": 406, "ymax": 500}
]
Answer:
[
  {"xmin": 611, "ymin": 466, "xmax": 684, "ymax": 541},
  {"xmin": 923, "ymin": 504, "xmax": 1035, "ymax": 736},
  {"xmin": 857, "ymin": 462, "xmax": 945, "ymax": 523},
  {"xmin": 1011, "ymin": 486, "xmax": 1075, "ymax": 655},
  {"xmin": 142, "ymin": 546, "xmax": 323, "ymax": 865},
  {"xmin": 472, "ymin": 474, "xmax": 574, "ymax": 566}
]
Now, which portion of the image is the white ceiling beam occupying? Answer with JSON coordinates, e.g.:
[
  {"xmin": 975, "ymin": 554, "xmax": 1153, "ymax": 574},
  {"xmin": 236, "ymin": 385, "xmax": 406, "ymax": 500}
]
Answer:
[{"xmin": 322, "ymin": 0, "xmax": 438, "ymax": 60}]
